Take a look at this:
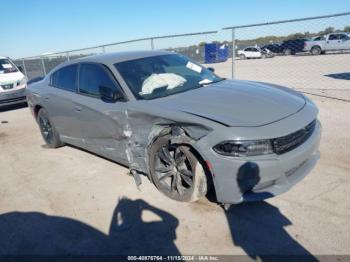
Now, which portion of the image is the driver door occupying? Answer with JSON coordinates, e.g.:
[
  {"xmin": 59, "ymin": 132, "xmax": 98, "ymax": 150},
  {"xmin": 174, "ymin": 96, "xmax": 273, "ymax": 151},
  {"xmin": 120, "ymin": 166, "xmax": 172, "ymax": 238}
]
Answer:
[{"xmin": 71, "ymin": 63, "xmax": 129, "ymax": 164}]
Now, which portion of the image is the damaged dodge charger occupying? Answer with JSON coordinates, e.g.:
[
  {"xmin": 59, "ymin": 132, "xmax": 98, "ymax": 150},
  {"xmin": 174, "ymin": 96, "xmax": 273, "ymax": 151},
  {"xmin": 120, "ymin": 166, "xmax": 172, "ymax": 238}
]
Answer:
[{"xmin": 27, "ymin": 51, "xmax": 321, "ymax": 207}]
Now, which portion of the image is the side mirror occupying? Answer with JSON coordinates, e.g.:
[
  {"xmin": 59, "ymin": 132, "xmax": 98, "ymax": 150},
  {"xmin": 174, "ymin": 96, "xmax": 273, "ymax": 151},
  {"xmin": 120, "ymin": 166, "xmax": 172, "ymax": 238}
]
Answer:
[
  {"xmin": 99, "ymin": 85, "xmax": 123, "ymax": 102},
  {"xmin": 208, "ymin": 67, "xmax": 215, "ymax": 73},
  {"xmin": 17, "ymin": 65, "xmax": 24, "ymax": 73}
]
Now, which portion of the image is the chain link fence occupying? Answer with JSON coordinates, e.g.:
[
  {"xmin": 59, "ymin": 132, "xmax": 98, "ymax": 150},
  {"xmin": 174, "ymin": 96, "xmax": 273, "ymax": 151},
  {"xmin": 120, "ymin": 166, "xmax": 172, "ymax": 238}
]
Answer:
[
  {"xmin": 13, "ymin": 12, "xmax": 350, "ymax": 101},
  {"xmin": 219, "ymin": 11, "xmax": 350, "ymax": 101},
  {"xmin": 13, "ymin": 31, "xmax": 219, "ymax": 81}
]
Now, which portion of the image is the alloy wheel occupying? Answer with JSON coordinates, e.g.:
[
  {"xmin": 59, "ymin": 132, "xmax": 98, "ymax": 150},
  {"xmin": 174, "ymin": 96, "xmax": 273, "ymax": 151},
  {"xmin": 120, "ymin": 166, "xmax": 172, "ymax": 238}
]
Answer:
[
  {"xmin": 154, "ymin": 144, "xmax": 194, "ymax": 196},
  {"xmin": 39, "ymin": 115, "xmax": 53, "ymax": 144}
]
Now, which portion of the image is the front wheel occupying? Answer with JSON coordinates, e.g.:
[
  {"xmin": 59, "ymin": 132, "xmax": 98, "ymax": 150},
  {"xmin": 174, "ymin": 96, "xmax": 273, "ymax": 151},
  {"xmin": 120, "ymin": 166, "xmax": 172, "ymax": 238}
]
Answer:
[
  {"xmin": 239, "ymin": 54, "xmax": 246, "ymax": 60},
  {"xmin": 37, "ymin": 108, "xmax": 64, "ymax": 148},
  {"xmin": 311, "ymin": 46, "xmax": 322, "ymax": 55},
  {"xmin": 149, "ymin": 135, "xmax": 207, "ymax": 202},
  {"xmin": 283, "ymin": 49, "xmax": 292, "ymax": 56}
]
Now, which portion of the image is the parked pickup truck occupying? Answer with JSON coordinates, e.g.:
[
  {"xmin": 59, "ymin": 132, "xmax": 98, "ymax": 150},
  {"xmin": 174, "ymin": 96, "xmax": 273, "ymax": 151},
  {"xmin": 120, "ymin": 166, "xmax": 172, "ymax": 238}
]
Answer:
[{"xmin": 304, "ymin": 33, "xmax": 350, "ymax": 55}]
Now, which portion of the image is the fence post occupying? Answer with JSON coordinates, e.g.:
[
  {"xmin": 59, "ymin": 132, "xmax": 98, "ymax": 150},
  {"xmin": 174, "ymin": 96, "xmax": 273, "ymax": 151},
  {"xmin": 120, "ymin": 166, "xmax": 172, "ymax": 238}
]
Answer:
[
  {"xmin": 41, "ymin": 57, "xmax": 47, "ymax": 76},
  {"xmin": 22, "ymin": 59, "xmax": 27, "ymax": 77},
  {"xmin": 150, "ymin": 38, "xmax": 155, "ymax": 50},
  {"xmin": 231, "ymin": 28, "xmax": 236, "ymax": 79},
  {"xmin": 66, "ymin": 52, "xmax": 70, "ymax": 61}
]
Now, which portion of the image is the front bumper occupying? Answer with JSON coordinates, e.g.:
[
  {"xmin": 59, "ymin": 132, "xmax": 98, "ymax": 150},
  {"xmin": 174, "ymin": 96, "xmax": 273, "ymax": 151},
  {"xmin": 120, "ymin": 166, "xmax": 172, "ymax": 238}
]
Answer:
[
  {"xmin": 0, "ymin": 88, "xmax": 27, "ymax": 107},
  {"xmin": 194, "ymin": 120, "xmax": 322, "ymax": 204}
]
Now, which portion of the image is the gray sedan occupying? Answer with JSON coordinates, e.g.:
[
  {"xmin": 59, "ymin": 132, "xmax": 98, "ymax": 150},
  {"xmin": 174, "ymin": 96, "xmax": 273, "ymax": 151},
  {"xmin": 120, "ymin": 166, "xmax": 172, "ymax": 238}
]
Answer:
[{"xmin": 27, "ymin": 51, "xmax": 321, "ymax": 206}]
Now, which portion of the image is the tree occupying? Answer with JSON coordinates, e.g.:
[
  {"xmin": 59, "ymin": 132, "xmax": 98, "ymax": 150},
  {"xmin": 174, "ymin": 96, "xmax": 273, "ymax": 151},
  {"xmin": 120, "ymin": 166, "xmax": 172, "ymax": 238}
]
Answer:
[
  {"xmin": 344, "ymin": 26, "xmax": 350, "ymax": 33},
  {"xmin": 322, "ymin": 27, "xmax": 335, "ymax": 35}
]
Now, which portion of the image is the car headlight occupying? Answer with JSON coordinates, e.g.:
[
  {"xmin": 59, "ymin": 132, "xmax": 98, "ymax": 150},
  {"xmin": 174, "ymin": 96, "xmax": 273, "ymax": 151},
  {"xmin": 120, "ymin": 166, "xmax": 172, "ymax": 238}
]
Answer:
[
  {"xmin": 17, "ymin": 77, "xmax": 27, "ymax": 88},
  {"xmin": 213, "ymin": 140, "xmax": 273, "ymax": 157}
]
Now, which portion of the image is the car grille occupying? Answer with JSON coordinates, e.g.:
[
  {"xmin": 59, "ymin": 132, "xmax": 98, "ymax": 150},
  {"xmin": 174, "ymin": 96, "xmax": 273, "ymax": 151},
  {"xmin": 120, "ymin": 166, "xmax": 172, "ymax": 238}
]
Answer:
[
  {"xmin": 1, "ymin": 83, "xmax": 14, "ymax": 90},
  {"xmin": 271, "ymin": 120, "xmax": 317, "ymax": 155},
  {"xmin": 0, "ymin": 96, "xmax": 26, "ymax": 105}
]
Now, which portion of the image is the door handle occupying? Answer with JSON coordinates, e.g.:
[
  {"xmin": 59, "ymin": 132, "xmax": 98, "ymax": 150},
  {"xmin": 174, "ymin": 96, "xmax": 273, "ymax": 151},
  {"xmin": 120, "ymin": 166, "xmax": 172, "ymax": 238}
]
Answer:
[{"xmin": 74, "ymin": 106, "xmax": 82, "ymax": 112}]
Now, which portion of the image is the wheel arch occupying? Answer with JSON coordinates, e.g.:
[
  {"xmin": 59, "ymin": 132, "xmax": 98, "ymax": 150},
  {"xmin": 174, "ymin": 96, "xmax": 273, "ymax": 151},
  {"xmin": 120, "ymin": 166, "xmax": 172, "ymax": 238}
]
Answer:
[
  {"xmin": 146, "ymin": 125, "xmax": 216, "ymax": 198},
  {"xmin": 311, "ymin": 45, "xmax": 322, "ymax": 49},
  {"xmin": 311, "ymin": 45, "xmax": 322, "ymax": 52},
  {"xmin": 34, "ymin": 104, "xmax": 44, "ymax": 119}
]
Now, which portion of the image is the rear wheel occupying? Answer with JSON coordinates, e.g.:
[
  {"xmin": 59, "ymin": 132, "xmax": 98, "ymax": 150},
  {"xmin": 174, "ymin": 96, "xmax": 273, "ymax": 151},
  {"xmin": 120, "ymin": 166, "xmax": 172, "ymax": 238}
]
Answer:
[
  {"xmin": 37, "ymin": 108, "xmax": 64, "ymax": 148},
  {"xmin": 240, "ymin": 54, "xmax": 246, "ymax": 60},
  {"xmin": 149, "ymin": 135, "xmax": 207, "ymax": 202}
]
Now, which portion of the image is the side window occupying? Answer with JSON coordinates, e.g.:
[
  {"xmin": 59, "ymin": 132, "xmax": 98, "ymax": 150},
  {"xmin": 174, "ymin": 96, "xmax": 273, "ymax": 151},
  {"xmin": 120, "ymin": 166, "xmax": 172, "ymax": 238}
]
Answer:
[
  {"xmin": 339, "ymin": 34, "xmax": 350, "ymax": 40},
  {"xmin": 51, "ymin": 64, "xmax": 78, "ymax": 92},
  {"xmin": 78, "ymin": 63, "xmax": 119, "ymax": 97},
  {"xmin": 252, "ymin": 48, "xmax": 258, "ymax": 52},
  {"xmin": 245, "ymin": 48, "xmax": 251, "ymax": 52},
  {"xmin": 328, "ymin": 34, "xmax": 339, "ymax": 40}
]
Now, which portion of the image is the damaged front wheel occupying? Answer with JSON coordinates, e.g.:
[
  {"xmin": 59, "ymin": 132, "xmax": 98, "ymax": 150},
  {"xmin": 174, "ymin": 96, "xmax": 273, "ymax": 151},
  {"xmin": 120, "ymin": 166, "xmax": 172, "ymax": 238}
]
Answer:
[{"xmin": 149, "ymin": 135, "xmax": 207, "ymax": 202}]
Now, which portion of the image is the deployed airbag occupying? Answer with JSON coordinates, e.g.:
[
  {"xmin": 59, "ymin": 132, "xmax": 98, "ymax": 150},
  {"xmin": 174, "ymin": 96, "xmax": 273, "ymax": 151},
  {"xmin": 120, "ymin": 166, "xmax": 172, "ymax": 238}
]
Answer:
[{"xmin": 140, "ymin": 73, "xmax": 186, "ymax": 95}]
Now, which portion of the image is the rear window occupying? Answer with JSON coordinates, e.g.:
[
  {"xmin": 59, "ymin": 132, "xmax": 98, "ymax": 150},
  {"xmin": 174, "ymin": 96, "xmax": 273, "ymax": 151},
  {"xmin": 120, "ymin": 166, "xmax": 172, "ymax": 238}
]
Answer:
[{"xmin": 51, "ymin": 64, "xmax": 78, "ymax": 92}]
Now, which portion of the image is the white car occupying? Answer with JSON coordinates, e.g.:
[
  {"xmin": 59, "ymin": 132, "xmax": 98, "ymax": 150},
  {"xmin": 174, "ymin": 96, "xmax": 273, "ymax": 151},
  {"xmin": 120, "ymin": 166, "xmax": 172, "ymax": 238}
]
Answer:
[
  {"xmin": 238, "ymin": 47, "xmax": 273, "ymax": 59},
  {"xmin": 0, "ymin": 56, "xmax": 27, "ymax": 107},
  {"xmin": 304, "ymin": 33, "xmax": 350, "ymax": 55}
]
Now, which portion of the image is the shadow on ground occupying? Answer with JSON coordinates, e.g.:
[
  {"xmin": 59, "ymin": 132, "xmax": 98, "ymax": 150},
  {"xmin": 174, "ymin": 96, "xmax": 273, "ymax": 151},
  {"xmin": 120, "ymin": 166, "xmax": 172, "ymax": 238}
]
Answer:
[
  {"xmin": 0, "ymin": 103, "xmax": 27, "ymax": 113},
  {"xmin": 325, "ymin": 72, "xmax": 350, "ymax": 80},
  {"xmin": 225, "ymin": 201, "xmax": 317, "ymax": 261},
  {"xmin": 0, "ymin": 198, "xmax": 180, "ymax": 255}
]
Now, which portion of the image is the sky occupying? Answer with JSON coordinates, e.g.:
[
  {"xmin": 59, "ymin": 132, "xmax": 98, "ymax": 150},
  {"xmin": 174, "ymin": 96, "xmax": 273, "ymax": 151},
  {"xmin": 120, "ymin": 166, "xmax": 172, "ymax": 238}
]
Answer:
[{"xmin": 1, "ymin": 0, "xmax": 350, "ymax": 58}]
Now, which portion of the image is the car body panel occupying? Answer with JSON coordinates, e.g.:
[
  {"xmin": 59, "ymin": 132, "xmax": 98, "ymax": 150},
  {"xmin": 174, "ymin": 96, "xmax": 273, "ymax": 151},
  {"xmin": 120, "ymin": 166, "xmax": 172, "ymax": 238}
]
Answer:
[
  {"xmin": 238, "ymin": 47, "xmax": 262, "ymax": 58},
  {"xmin": 0, "ymin": 57, "xmax": 27, "ymax": 107},
  {"xmin": 27, "ymin": 51, "xmax": 321, "ymax": 205},
  {"xmin": 147, "ymin": 80, "xmax": 306, "ymax": 127},
  {"xmin": 70, "ymin": 94, "xmax": 129, "ymax": 164}
]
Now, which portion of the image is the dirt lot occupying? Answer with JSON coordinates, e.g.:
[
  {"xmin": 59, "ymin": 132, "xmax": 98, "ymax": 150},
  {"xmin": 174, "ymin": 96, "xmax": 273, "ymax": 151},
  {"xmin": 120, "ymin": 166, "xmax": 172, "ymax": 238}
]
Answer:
[{"xmin": 0, "ymin": 54, "xmax": 350, "ymax": 257}]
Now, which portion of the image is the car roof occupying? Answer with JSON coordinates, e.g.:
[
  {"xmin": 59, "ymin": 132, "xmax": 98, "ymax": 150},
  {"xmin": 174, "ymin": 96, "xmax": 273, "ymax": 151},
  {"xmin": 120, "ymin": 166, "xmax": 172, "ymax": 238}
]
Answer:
[
  {"xmin": 51, "ymin": 50, "xmax": 174, "ymax": 73},
  {"xmin": 75, "ymin": 50, "xmax": 172, "ymax": 64}
]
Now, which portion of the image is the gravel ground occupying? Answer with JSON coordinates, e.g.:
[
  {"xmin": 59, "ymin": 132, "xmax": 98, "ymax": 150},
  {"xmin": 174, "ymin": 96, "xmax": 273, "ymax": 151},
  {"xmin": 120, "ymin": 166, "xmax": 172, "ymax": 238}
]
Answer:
[{"xmin": 0, "ymin": 53, "xmax": 349, "ymax": 257}]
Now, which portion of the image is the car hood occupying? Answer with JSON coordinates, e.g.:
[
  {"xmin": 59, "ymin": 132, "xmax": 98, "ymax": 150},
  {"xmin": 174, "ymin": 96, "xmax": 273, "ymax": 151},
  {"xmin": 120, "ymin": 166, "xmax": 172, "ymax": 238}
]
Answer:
[
  {"xmin": 0, "ymin": 71, "xmax": 24, "ymax": 84},
  {"xmin": 148, "ymin": 80, "xmax": 306, "ymax": 127}
]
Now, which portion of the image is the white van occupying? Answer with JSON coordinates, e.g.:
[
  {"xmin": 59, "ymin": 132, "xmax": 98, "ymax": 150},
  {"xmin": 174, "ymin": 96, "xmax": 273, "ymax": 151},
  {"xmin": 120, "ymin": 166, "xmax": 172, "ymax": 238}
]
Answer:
[{"xmin": 0, "ymin": 56, "xmax": 27, "ymax": 107}]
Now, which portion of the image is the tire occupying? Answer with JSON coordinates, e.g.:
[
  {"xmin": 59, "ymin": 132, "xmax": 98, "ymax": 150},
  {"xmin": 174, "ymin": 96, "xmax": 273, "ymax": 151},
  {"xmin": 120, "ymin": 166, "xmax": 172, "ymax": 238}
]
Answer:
[
  {"xmin": 149, "ymin": 135, "xmax": 207, "ymax": 202},
  {"xmin": 311, "ymin": 46, "xmax": 322, "ymax": 55},
  {"xmin": 283, "ymin": 49, "xmax": 292, "ymax": 56},
  {"xmin": 37, "ymin": 108, "xmax": 64, "ymax": 148},
  {"xmin": 239, "ymin": 54, "xmax": 246, "ymax": 60},
  {"xmin": 261, "ymin": 54, "xmax": 266, "ymax": 59}
]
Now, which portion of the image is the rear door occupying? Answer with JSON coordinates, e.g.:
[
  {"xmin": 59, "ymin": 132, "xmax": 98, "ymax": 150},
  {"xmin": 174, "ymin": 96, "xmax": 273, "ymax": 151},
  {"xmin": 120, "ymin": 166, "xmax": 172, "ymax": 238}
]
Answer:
[
  {"xmin": 244, "ymin": 48, "xmax": 254, "ymax": 58},
  {"xmin": 251, "ymin": 47, "xmax": 262, "ymax": 58},
  {"xmin": 73, "ymin": 62, "xmax": 129, "ymax": 164},
  {"xmin": 45, "ymin": 64, "xmax": 84, "ymax": 147}
]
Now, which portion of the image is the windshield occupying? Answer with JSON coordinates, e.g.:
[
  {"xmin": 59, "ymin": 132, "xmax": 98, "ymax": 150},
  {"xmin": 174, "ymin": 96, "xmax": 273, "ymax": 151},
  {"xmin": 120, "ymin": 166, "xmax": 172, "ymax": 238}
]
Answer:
[
  {"xmin": 114, "ymin": 54, "xmax": 223, "ymax": 100},
  {"xmin": 0, "ymin": 59, "xmax": 18, "ymax": 74}
]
